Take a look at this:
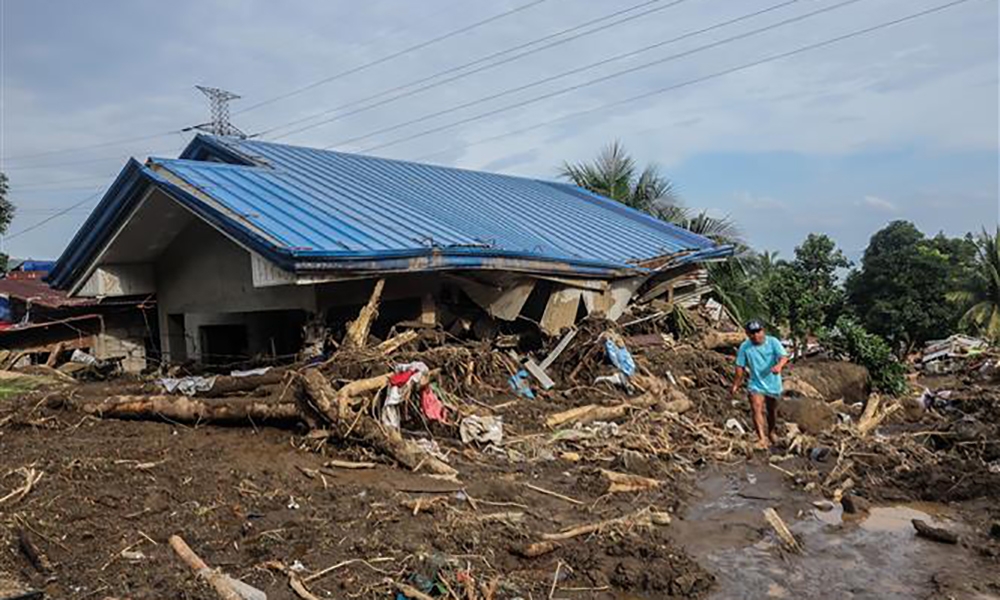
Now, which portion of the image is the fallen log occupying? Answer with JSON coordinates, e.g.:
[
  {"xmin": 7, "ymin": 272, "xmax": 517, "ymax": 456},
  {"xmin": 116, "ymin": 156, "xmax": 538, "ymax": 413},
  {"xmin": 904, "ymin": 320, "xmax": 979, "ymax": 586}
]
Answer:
[
  {"xmin": 299, "ymin": 369, "xmax": 457, "ymax": 477},
  {"xmin": 375, "ymin": 330, "xmax": 419, "ymax": 356},
  {"xmin": 540, "ymin": 508, "xmax": 669, "ymax": 541},
  {"xmin": 912, "ymin": 519, "xmax": 958, "ymax": 544},
  {"xmin": 82, "ymin": 395, "xmax": 300, "ymax": 423},
  {"xmin": 700, "ymin": 331, "xmax": 745, "ymax": 351},
  {"xmin": 198, "ymin": 370, "xmax": 286, "ymax": 398}
]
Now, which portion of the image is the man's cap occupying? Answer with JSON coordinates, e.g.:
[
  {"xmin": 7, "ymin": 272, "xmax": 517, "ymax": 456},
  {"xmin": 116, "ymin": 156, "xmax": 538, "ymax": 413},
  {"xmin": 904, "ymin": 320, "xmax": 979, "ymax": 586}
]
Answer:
[{"xmin": 744, "ymin": 320, "xmax": 764, "ymax": 333}]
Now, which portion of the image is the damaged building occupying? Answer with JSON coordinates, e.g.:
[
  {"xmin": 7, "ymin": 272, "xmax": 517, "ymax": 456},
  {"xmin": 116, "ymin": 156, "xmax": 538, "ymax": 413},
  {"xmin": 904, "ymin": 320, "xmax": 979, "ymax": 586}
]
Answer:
[{"xmin": 45, "ymin": 135, "xmax": 731, "ymax": 366}]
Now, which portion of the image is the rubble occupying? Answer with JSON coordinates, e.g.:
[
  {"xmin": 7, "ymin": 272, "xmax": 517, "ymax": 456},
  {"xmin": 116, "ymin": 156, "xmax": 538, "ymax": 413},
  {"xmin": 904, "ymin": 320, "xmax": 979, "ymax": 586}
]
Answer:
[{"xmin": 0, "ymin": 292, "xmax": 997, "ymax": 598}]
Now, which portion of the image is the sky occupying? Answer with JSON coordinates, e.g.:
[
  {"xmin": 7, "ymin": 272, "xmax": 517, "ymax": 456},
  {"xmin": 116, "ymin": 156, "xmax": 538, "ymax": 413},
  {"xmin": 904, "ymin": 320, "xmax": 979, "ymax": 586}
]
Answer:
[{"xmin": 1, "ymin": 0, "xmax": 997, "ymax": 264}]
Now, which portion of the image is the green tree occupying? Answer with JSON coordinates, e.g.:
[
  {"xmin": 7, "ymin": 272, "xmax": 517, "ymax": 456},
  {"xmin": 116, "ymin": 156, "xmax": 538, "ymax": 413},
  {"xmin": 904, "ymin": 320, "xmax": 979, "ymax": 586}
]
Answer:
[
  {"xmin": 764, "ymin": 234, "xmax": 850, "ymax": 353},
  {"xmin": 846, "ymin": 221, "xmax": 973, "ymax": 354},
  {"xmin": 950, "ymin": 228, "xmax": 1000, "ymax": 341},
  {"xmin": 0, "ymin": 172, "xmax": 12, "ymax": 271}
]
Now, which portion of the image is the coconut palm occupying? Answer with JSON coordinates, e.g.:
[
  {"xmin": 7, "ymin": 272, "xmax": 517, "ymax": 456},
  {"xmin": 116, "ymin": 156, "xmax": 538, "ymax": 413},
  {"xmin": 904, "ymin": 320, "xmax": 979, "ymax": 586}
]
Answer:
[
  {"xmin": 559, "ymin": 141, "xmax": 678, "ymax": 213},
  {"xmin": 951, "ymin": 228, "xmax": 1000, "ymax": 341}
]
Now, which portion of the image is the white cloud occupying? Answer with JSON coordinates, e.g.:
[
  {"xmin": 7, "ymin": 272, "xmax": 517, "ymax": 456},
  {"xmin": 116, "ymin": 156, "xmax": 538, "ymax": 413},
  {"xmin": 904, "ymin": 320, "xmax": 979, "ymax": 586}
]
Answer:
[{"xmin": 860, "ymin": 195, "xmax": 898, "ymax": 212}]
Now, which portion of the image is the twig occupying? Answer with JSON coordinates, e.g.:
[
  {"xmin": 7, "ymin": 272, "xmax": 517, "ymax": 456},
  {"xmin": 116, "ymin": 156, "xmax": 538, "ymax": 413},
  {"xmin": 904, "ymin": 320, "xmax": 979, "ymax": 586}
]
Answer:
[
  {"xmin": 0, "ymin": 468, "xmax": 43, "ymax": 507},
  {"xmin": 549, "ymin": 560, "xmax": 563, "ymax": 599},
  {"xmin": 524, "ymin": 483, "xmax": 583, "ymax": 506}
]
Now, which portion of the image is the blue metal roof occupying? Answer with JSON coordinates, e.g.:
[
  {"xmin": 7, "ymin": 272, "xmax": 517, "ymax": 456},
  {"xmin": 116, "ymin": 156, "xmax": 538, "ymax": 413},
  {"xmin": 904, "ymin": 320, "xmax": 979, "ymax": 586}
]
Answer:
[{"xmin": 49, "ymin": 135, "xmax": 730, "ymax": 288}]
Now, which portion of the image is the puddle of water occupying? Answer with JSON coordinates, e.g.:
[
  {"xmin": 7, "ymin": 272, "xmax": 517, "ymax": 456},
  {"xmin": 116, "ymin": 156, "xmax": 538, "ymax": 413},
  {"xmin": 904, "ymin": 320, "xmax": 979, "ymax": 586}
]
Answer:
[{"xmin": 674, "ymin": 466, "xmax": 975, "ymax": 600}]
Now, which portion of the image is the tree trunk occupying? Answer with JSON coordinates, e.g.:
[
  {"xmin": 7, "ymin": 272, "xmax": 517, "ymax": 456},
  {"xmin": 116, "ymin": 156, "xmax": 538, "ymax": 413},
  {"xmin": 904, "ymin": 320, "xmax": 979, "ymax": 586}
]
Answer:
[{"xmin": 81, "ymin": 395, "xmax": 300, "ymax": 423}]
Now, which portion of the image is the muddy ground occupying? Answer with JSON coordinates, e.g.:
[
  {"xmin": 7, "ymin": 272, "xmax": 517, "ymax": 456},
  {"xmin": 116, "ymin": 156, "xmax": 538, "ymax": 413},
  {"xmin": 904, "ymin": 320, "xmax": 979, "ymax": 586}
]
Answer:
[{"xmin": 1, "ymin": 342, "xmax": 998, "ymax": 599}]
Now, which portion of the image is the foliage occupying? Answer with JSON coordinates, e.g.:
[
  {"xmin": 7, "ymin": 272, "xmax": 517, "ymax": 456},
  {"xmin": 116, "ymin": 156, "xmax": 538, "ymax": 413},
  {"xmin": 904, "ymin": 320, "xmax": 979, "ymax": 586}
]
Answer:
[
  {"xmin": 822, "ymin": 316, "xmax": 908, "ymax": 396},
  {"xmin": 846, "ymin": 221, "xmax": 976, "ymax": 354},
  {"xmin": 949, "ymin": 227, "xmax": 1000, "ymax": 341},
  {"xmin": 761, "ymin": 234, "xmax": 850, "ymax": 351},
  {"xmin": 560, "ymin": 141, "xmax": 678, "ymax": 213},
  {"xmin": 0, "ymin": 172, "xmax": 11, "ymax": 271}
]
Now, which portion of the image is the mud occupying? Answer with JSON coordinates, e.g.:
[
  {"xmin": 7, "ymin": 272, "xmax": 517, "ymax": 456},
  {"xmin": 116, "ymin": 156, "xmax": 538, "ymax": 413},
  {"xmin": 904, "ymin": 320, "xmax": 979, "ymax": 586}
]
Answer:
[{"xmin": 674, "ymin": 465, "xmax": 1000, "ymax": 600}]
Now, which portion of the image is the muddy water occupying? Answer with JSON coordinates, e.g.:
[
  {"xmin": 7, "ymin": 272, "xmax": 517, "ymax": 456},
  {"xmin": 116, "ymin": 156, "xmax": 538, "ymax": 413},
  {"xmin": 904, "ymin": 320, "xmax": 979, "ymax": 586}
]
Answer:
[{"xmin": 673, "ymin": 465, "xmax": 984, "ymax": 600}]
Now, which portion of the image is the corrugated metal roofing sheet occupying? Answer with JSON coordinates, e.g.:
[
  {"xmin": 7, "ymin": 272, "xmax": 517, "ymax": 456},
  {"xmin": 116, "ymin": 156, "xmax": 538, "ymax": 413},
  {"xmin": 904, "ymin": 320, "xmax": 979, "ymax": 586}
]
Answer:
[
  {"xmin": 158, "ymin": 136, "xmax": 726, "ymax": 271},
  {"xmin": 49, "ymin": 135, "xmax": 730, "ymax": 289}
]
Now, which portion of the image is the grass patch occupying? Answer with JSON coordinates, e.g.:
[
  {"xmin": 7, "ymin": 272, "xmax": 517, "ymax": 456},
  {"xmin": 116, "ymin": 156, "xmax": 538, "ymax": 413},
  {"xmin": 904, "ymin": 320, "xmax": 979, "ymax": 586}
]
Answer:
[{"xmin": 0, "ymin": 377, "xmax": 43, "ymax": 400}]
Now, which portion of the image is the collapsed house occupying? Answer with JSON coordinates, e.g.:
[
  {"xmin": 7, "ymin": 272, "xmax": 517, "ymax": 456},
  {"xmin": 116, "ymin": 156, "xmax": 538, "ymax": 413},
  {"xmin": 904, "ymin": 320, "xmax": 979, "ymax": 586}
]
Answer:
[
  {"xmin": 0, "ymin": 266, "xmax": 153, "ymax": 373},
  {"xmin": 45, "ymin": 135, "xmax": 731, "ymax": 366}
]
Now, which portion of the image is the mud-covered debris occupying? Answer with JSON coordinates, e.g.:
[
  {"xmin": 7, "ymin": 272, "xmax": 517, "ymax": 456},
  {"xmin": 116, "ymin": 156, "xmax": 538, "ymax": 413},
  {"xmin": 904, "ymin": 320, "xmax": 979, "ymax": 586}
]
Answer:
[
  {"xmin": 912, "ymin": 520, "xmax": 959, "ymax": 544},
  {"xmin": 840, "ymin": 493, "xmax": 871, "ymax": 515}
]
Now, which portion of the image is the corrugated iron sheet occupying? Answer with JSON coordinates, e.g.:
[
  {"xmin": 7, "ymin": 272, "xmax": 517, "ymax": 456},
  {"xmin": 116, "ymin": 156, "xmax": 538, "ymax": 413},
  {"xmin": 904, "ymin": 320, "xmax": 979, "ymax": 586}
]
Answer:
[{"xmin": 156, "ymin": 136, "xmax": 725, "ymax": 271}]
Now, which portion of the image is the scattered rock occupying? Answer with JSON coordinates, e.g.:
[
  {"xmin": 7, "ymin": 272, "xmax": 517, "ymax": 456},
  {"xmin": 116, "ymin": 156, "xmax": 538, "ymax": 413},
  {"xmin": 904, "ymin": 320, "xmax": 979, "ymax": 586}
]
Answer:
[
  {"xmin": 912, "ymin": 519, "xmax": 959, "ymax": 544},
  {"xmin": 840, "ymin": 493, "xmax": 871, "ymax": 515},
  {"xmin": 779, "ymin": 397, "xmax": 837, "ymax": 434}
]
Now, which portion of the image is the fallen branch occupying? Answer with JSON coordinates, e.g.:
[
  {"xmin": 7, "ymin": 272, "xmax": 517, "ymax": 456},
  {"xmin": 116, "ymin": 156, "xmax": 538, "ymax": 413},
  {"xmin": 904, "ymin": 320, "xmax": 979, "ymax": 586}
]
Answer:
[
  {"xmin": 344, "ymin": 279, "xmax": 385, "ymax": 348},
  {"xmin": 524, "ymin": 482, "xmax": 583, "ymax": 506},
  {"xmin": 546, "ymin": 404, "xmax": 628, "ymax": 428},
  {"xmin": 763, "ymin": 508, "xmax": 801, "ymax": 552},
  {"xmin": 394, "ymin": 582, "xmax": 435, "ymax": 600},
  {"xmin": 168, "ymin": 535, "xmax": 243, "ymax": 600},
  {"xmin": 375, "ymin": 330, "xmax": 419, "ymax": 356},
  {"xmin": 300, "ymin": 369, "xmax": 457, "ymax": 477},
  {"xmin": 326, "ymin": 459, "xmax": 377, "ymax": 470},
  {"xmin": 600, "ymin": 469, "xmax": 660, "ymax": 494},
  {"xmin": 0, "ymin": 468, "xmax": 43, "ymax": 507},
  {"xmin": 540, "ymin": 509, "xmax": 668, "ymax": 541},
  {"xmin": 82, "ymin": 395, "xmax": 299, "ymax": 424}
]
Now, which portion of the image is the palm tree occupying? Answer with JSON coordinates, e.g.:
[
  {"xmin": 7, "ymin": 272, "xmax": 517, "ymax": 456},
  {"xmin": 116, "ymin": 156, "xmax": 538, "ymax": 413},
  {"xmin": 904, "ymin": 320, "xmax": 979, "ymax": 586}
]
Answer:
[
  {"xmin": 951, "ymin": 228, "xmax": 1000, "ymax": 341},
  {"xmin": 559, "ymin": 141, "xmax": 679, "ymax": 213}
]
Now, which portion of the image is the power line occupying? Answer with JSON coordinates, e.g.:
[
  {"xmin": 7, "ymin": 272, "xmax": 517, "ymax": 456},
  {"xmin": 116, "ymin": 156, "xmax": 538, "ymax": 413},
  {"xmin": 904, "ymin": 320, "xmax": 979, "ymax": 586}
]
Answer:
[
  {"xmin": 5, "ymin": 189, "xmax": 105, "ymax": 241},
  {"xmin": 331, "ymin": 0, "xmax": 865, "ymax": 151},
  {"xmin": 9, "ymin": 174, "xmax": 114, "ymax": 189},
  {"xmin": 235, "ymin": 0, "xmax": 551, "ymax": 116},
  {"xmin": 411, "ymin": 0, "xmax": 981, "ymax": 163},
  {"xmin": 1, "ymin": 131, "xmax": 182, "ymax": 164},
  {"xmin": 258, "ymin": 0, "xmax": 693, "ymax": 140},
  {"xmin": 1, "ymin": 145, "xmax": 186, "ymax": 173}
]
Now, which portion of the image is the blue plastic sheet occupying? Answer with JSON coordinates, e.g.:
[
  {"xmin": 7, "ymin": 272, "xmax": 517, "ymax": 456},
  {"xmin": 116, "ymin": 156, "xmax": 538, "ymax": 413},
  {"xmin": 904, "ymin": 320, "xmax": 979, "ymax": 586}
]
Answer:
[{"xmin": 604, "ymin": 339, "xmax": 636, "ymax": 377}]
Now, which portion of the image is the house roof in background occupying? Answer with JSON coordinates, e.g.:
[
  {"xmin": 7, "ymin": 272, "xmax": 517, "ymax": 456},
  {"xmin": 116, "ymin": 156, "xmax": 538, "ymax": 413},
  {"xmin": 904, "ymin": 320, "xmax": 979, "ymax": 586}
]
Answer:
[{"xmin": 49, "ymin": 135, "xmax": 730, "ymax": 289}]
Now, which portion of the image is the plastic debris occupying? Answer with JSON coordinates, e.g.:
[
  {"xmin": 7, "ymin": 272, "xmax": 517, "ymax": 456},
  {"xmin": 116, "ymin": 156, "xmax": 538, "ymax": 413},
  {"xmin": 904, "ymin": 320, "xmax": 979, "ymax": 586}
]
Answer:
[
  {"xmin": 230, "ymin": 366, "xmax": 271, "ymax": 377},
  {"xmin": 420, "ymin": 386, "xmax": 447, "ymax": 423},
  {"xmin": 70, "ymin": 349, "xmax": 99, "ymax": 366},
  {"xmin": 508, "ymin": 369, "xmax": 535, "ymax": 399},
  {"xmin": 382, "ymin": 361, "xmax": 430, "ymax": 429},
  {"xmin": 724, "ymin": 418, "xmax": 746, "ymax": 435},
  {"xmin": 604, "ymin": 337, "xmax": 636, "ymax": 378},
  {"xmin": 158, "ymin": 375, "xmax": 217, "ymax": 396},
  {"xmin": 459, "ymin": 415, "xmax": 503, "ymax": 444}
]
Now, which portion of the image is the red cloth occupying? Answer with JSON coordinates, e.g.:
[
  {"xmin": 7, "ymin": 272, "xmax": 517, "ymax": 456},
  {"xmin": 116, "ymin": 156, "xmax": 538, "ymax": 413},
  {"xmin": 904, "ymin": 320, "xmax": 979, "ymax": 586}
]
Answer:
[
  {"xmin": 421, "ymin": 387, "xmax": 447, "ymax": 423},
  {"xmin": 389, "ymin": 369, "xmax": 418, "ymax": 387}
]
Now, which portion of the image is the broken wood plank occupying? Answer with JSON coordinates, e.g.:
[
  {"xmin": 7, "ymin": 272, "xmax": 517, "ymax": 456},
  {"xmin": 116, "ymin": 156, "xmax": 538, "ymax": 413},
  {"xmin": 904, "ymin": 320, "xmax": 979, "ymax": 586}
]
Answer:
[
  {"xmin": 523, "ymin": 359, "xmax": 555, "ymax": 390},
  {"xmin": 763, "ymin": 508, "xmax": 801, "ymax": 552},
  {"xmin": 44, "ymin": 342, "xmax": 65, "ymax": 368},
  {"xmin": 344, "ymin": 278, "xmax": 385, "ymax": 348},
  {"xmin": 539, "ymin": 328, "xmax": 578, "ymax": 371}
]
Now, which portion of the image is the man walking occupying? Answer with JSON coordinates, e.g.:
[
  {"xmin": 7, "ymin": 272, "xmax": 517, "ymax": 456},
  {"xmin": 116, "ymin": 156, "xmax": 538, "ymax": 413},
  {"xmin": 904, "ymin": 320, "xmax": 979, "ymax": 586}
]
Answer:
[{"xmin": 731, "ymin": 320, "xmax": 789, "ymax": 450}]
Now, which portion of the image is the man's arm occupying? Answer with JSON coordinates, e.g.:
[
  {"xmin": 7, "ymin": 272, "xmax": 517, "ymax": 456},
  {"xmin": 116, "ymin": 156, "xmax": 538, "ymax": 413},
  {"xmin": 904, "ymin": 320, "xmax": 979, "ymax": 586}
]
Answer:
[
  {"xmin": 771, "ymin": 338, "xmax": 790, "ymax": 374},
  {"xmin": 731, "ymin": 366, "xmax": 746, "ymax": 395}
]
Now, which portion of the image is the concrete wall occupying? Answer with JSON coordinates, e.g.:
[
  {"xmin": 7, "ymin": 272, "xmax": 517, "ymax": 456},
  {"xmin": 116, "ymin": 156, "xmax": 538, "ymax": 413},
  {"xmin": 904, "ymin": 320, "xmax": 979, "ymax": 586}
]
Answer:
[{"xmin": 155, "ymin": 219, "xmax": 317, "ymax": 362}]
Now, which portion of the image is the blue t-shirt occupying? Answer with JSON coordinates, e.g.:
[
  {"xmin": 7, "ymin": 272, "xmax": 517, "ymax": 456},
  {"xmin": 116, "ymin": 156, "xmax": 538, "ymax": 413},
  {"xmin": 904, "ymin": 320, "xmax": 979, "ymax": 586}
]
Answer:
[{"xmin": 736, "ymin": 335, "xmax": 788, "ymax": 397}]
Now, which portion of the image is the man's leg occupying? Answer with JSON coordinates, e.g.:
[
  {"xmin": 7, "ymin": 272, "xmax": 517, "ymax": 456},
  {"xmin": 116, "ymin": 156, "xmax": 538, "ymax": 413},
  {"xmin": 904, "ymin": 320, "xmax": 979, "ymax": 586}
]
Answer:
[
  {"xmin": 748, "ymin": 393, "xmax": 769, "ymax": 449},
  {"xmin": 766, "ymin": 396, "xmax": 779, "ymax": 444}
]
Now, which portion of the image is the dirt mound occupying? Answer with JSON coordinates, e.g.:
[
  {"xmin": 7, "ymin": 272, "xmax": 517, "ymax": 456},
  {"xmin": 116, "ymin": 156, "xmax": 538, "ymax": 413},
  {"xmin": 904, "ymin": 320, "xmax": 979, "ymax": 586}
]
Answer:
[{"xmin": 788, "ymin": 359, "xmax": 869, "ymax": 404}]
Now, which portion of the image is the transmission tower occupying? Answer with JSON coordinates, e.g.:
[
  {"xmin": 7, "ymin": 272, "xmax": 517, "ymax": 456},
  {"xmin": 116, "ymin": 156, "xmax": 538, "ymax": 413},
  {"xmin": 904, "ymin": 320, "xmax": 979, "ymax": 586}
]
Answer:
[{"xmin": 193, "ymin": 85, "xmax": 246, "ymax": 138}]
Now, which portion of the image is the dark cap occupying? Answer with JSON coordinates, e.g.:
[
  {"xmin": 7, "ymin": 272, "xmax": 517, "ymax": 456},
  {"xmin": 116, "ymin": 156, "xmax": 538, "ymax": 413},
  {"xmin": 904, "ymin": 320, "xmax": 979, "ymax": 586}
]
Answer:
[{"xmin": 744, "ymin": 320, "xmax": 764, "ymax": 333}]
